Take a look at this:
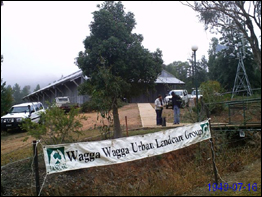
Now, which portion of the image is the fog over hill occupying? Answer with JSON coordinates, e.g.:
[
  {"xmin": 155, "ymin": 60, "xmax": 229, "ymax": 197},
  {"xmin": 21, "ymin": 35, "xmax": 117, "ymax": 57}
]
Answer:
[{"xmin": 3, "ymin": 73, "xmax": 63, "ymax": 93}]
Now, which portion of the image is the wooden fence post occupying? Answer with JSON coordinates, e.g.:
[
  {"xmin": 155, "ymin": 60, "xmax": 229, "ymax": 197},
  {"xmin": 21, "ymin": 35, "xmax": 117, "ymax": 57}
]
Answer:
[
  {"xmin": 33, "ymin": 140, "xmax": 40, "ymax": 196},
  {"xmin": 208, "ymin": 119, "xmax": 218, "ymax": 185},
  {"xmin": 125, "ymin": 116, "xmax": 129, "ymax": 137}
]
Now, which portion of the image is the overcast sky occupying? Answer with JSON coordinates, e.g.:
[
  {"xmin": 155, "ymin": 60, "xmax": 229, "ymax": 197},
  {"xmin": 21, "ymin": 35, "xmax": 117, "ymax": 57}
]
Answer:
[{"xmin": 1, "ymin": 1, "xmax": 214, "ymax": 90}]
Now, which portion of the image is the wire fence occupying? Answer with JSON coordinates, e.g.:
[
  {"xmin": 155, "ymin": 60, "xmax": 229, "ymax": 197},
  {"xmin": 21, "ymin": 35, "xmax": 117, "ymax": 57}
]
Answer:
[
  {"xmin": 1, "ymin": 127, "xmax": 261, "ymax": 196},
  {"xmin": 196, "ymin": 97, "xmax": 261, "ymax": 126},
  {"xmin": 1, "ymin": 95, "xmax": 261, "ymax": 195}
]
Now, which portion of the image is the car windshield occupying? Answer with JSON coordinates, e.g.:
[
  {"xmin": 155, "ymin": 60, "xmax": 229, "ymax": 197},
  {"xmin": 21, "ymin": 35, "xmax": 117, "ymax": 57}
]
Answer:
[
  {"xmin": 10, "ymin": 106, "xmax": 29, "ymax": 113},
  {"xmin": 57, "ymin": 98, "xmax": 69, "ymax": 102}
]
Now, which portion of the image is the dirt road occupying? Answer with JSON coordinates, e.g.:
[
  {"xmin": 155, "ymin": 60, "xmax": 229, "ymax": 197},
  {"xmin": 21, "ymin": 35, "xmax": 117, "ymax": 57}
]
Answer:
[{"xmin": 1, "ymin": 103, "xmax": 142, "ymax": 155}]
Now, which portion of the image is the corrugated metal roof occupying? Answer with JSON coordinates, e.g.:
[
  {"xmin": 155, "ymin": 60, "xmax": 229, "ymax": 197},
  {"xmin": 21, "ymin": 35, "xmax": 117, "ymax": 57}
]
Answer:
[
  {"xmin": 155, "ymin": 77, "xmax": 185, "ymax": 84},
  {"xmin": 156, "ymin": 69, "xmax": 185, "ymax": 84},
  {"xmin": 24, "ymin": 69, "xmax": 184, "ymax": 98},
  {"xmin": 24, "ymin": 70, "xmax": 86, "ymax": 98}
]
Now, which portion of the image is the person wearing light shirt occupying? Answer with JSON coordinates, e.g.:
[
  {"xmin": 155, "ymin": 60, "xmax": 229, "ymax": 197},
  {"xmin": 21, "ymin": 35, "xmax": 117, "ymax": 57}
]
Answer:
[{"xmin": 154, "ymin": 94, "xmax": 164, "ymax": 125}]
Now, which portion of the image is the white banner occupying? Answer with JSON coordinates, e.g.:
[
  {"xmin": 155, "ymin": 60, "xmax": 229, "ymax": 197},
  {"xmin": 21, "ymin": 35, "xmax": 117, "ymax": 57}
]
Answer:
[{"xmin": 43, "ymin": 120, "xmax": 211, "ymax": 174}]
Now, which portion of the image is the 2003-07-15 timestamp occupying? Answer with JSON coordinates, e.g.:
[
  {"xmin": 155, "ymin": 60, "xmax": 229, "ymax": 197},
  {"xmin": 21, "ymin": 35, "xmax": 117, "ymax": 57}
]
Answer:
[{"xmin": 208, "ymin": 183, "xmax": 257, "ymax": 192}]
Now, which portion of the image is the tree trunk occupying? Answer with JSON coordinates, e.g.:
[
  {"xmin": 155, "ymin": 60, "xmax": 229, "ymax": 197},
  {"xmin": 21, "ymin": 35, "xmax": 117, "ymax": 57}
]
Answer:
[
  {"xmin": 244, "ymin": 16, "xmax": 261, "ymax": 71},
  {"xmin": 112, "ymin": 99, "xmax": 122, "ymax": 139}
]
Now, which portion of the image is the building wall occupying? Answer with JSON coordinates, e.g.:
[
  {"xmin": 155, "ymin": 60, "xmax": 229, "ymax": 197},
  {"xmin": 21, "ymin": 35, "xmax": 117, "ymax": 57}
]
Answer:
[
  {"xmin": 27, "ymin": 82, "xmax": 183, "ymax": 106},
  {"xmin": 25, "ymin": 77, "xmax": 90, "ymax": 108},
  {"xmin": 129, "ymin": 84, "xmax": 181, "ymax": 103},
  {"xmin": 24, "ymin": 70, "xmax": 185, "ymax": 106}
]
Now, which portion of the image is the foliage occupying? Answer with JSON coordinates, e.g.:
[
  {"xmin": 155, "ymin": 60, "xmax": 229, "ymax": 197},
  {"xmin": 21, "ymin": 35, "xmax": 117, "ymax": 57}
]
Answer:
[
  {"xmin": 21, "ymin": 85, "xmax": 30, "ymax": 99},
  {"xmin": 207, "ymin": 31, "xmax": 260, "ymax": 91},
  {"xmin": 21, "ymin": 103, "xmax": 87, "ymax": 145},
  {"xmin": 165, "ymin": 61, "xmax": 191, "ymax": 83},
  {"xmin": 1, "ymin": 100, "xmax": 261, "ymax": 196},
  {"xmin": 199, "ymin": 80, "xmax": 225, "ymax": 113},
  {"xmin": 75, "ymin": 1, "xmax": 163, "ymax": 138},
  {"xmin": 1, "ymin": 56, "xmax": 13, "ymax": 116},
  {"xmin": 33, "ymin": 84, "xmax": 40, "ymax": 92},
  {"xmin": 165, "ymin": 57, "xmax": 208, "ymax": 93},
  {"xmin": 2, "ymin": 131, "xmax": 261, "ymax": 196},
  {"xmin": 165, "ymin": 61, "xmax": 192, "ymax": 91},
  {"xmin": 8, "ymin": 83, "xmax": 32, "ymax": 105},
  {"xmin": 181, "ymin": 1, "xmax": 261, "ymax": 71},
  {"xmin": 80, "ymin": 95, "xmax": 127, "ymax": 140},
  {"xmin": 80, "ymin": 100, "xmax": 93, "ymax": 113},
  {"xmin": 1, "ymin": 79, "xmax": 13, "ymax": 116},
  {"xmin": 12, "ymin": 83, "xmax": 23, "ymax": 104}
]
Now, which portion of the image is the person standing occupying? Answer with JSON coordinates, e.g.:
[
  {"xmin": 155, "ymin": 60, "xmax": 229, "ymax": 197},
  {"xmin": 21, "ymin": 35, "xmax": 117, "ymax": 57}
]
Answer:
[
  {"xmin": 171, "ymin": 91, "xmax": 182, "ymax": 124},
  {"xmin": 154, "ymin": 94, "xmax": 164, "ymax": 125}
]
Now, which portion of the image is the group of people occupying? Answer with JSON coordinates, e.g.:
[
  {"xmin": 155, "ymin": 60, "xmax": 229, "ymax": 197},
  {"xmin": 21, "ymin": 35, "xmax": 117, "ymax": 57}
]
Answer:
[{"xmin": 154, "ymin": 92, "xmax": 182, "ymax": 125}]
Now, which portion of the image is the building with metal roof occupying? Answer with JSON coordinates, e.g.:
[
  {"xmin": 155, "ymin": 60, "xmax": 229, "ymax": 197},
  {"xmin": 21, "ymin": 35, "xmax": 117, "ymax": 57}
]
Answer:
[
  {"xmin": 130, "ymin": 69, "xmax": 185, "ymax": 102},
  {"xmin": 23, "ymin": 70, "xmax": 89, "ymax": 107},
  {"xmin": 23, "ymin": 69, "xmax": 185, "ymax": 106}
]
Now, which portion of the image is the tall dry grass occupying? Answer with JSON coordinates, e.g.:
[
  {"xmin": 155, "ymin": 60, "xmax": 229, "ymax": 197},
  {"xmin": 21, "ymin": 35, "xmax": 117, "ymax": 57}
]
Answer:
[{"xmin": 1, "ymin": 126, "xmax": 261, "ymax": 196}]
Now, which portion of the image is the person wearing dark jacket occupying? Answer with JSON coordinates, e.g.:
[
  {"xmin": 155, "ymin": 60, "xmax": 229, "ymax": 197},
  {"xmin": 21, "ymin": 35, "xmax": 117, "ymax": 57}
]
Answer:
[{"xmin": 171, "ymin": 91, "xmax": 182, "ymax": 124}]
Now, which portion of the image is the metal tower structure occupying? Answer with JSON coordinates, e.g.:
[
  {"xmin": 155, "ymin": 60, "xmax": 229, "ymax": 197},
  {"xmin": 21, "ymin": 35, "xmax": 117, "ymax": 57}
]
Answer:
[{"xmin": 231, "ymin": 41, "xmax": 252, "ymax": 99}]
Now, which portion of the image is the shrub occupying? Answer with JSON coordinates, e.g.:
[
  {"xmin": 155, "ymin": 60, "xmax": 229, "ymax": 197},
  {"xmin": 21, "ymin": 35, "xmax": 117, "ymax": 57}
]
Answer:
[
  {"xmin": 80, "ymin": 101, "xmax": 94, "ymax": 113},
  {"xmin": 21, "ymin": 104, "xmax": 87, "ymax": 145},
  {"xmin": 200, "ymin": 80, "xmax": 225, "ymax": 114}
]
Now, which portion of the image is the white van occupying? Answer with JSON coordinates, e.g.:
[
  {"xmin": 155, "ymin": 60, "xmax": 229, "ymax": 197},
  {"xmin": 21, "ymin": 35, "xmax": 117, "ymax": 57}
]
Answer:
[{"xmin": 1, "ymin": 102, "xmax": 45, "ymax": 131}]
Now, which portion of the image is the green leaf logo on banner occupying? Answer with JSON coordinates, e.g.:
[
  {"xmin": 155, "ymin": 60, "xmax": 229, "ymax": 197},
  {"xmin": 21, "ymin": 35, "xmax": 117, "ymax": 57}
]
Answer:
[
  {"xmin": 46, "ymin": 147, "xmax": 68, "ymax": 173},
  {"xmin": 200, "ymin": 122, "xmax": 211, "ymax": 139}
]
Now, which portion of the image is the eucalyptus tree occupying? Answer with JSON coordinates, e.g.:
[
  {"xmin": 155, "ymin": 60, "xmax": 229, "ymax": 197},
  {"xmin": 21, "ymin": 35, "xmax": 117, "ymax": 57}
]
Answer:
[
  {"xmin": 208, "ymin": 31, "xmax": 259, "ymax": 91},
  {"xmin": 165, "ymin": 61, "xmax": 193, "ymax": 91},
  {"xmin": 165, "ymin": 57, "xmax": 208, "ymax": 92},
  {"xmin": 75, "ymin": 1, "xmax": 163, "ymax": 138},
  {"xmin": 165, "ymin": 61, "xmax": 190, "ymax": 83},
  {"xmin": 208, "ymin": 37, "xmax": 239, "ymax": 90},
  {"xmin": 181, "ymin": 1, "xmax": 261, "ymax": 71}
]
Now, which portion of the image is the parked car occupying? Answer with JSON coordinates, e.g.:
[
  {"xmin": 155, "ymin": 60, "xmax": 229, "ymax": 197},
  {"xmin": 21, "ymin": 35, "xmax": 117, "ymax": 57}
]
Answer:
[
  {"xmin": 1, "ymin": 102, "xmax": 45, "ymax": 131},
  {"xmin": 55, "ymin": 97, "xmax": 79, "ymax": 113},
  {"xmin": 164, "ymin": 89, "xmax": 189, "ymax": 109},
  {"xmin": 191, "ymin": 89, "xmax": 203, "ymax": 100}
]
